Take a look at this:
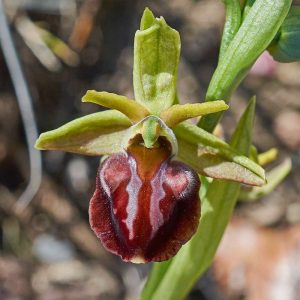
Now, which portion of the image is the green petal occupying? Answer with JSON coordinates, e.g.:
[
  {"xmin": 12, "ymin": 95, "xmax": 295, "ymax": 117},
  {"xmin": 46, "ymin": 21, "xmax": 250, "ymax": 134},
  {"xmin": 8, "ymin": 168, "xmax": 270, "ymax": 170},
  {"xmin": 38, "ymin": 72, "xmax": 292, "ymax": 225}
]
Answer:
[
  {"xmin": 159, "ymin": 101, "xmax": 228, "ymax": 128},
  {"xmin": 82, "ymin": 90, "xmax": 150, "ymax": 123},
  {"xmin": 133, "ymin": 8, "xmax": 180, "ymax": 114},
  {"xmin": 174, "ymin": 122, "xmax": 265, "ymax": 186},
  {"xmin": 35, "ymin": 110, "xmax": 131, "ymax": 155}
]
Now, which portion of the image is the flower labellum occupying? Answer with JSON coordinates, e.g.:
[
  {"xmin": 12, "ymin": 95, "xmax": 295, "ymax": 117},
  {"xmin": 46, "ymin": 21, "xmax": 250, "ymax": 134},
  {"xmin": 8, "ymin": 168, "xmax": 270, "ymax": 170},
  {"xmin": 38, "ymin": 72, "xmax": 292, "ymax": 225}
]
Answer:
[{"xmin": 89, "ymin": 136, "xmax": 200, "ymax": 263}]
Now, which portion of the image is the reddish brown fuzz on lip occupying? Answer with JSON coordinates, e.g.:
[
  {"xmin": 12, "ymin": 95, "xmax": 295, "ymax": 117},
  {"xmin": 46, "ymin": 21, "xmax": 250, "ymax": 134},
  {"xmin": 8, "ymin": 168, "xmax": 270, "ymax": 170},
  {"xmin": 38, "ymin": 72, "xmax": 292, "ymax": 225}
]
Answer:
[{"xmin": 89, "ymin": 139, "xmax": 200, "ymax": 263}]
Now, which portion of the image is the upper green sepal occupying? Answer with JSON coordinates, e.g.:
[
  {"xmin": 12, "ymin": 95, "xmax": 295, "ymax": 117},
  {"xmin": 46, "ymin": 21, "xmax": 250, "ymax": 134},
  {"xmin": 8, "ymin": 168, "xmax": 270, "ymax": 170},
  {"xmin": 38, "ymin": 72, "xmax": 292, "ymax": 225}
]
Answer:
[
  {"xmin": 268, "ymin": 6, "xmax": 300, "ymax": 62},
  {"xmin": 133, "ymin": 8, "xmax": 180, "ymax": 115},
  {"xmin": 35, "ymin": 110, "xmax": 131, "ymax": 155},
  {"xmin": 140, "ymin": 7, "xmax": 156, "ymax": 30}
]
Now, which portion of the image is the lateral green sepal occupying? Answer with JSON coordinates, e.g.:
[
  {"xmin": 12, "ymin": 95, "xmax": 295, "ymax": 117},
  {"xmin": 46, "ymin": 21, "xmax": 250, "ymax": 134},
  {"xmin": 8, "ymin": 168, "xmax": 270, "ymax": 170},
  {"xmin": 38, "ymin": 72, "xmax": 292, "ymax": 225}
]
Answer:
[
  {"xmin": 35, "ymin": 110, "xmax": 131, "ymax": 155},
  {"xmin": 174, "ymin": 122, "xmax": 266, "ymax": 186}
]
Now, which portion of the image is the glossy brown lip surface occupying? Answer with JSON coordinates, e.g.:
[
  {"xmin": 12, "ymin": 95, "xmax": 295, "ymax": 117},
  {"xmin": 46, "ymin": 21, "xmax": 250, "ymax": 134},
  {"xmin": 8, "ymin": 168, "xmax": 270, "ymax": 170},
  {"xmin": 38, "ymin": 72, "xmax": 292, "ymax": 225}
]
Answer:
[{"xmin": 89, "ymin": 141, "xmax": 201, "ymax": 263}]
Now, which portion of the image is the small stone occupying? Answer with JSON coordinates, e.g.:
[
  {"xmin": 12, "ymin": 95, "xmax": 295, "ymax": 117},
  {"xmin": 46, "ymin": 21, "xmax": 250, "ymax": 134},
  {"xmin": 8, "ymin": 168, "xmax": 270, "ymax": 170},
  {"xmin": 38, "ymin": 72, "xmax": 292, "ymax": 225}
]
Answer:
[
  {"xmin": 286, "ymin": 202, "xmax": 300, "ymax": 224},
  {"xmin": 274, "ymin": 110, "xmax": 300, "ymax": 150}
]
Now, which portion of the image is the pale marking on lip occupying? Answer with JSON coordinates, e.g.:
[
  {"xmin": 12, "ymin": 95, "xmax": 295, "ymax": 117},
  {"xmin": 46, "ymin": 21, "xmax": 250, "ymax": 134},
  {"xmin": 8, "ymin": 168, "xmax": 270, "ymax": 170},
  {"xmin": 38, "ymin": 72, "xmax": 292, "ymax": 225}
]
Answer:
[
  {"xmin": 100, "ymin": 160, "xmax": 112, "ymax": 198},
  {"xmin": 130, "ymin": 255, "xmax": 146, "ymax": 264},
  {"xmin": 124, "ymin": 155, "xmax": 142, "ymax": 240},
  {"xmin": 149, "ymin": 161, "xmax": 166, "ymax": 239}
]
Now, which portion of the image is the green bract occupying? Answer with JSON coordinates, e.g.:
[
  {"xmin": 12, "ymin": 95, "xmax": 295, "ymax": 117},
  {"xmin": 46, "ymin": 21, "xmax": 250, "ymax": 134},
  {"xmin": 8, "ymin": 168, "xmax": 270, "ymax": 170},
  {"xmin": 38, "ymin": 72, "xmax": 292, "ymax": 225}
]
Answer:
[{"xmin": 133, "ymin": 8, "xmax": 180, "ymax": 114}]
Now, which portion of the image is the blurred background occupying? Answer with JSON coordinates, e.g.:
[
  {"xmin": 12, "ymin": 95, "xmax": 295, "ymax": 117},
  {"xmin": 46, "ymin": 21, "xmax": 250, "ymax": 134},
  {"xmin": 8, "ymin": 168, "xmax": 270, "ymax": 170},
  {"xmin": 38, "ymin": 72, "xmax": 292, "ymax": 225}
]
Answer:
[{"xmin": 0, "ymin": 0, "xmax": 300, "ymax": 299}]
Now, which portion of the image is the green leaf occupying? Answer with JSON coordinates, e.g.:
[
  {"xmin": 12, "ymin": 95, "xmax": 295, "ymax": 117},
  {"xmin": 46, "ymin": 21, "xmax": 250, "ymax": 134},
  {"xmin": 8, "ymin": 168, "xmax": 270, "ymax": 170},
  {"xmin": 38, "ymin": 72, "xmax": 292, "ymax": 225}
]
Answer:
[
  {"xmin": 174, "ymin": 121, "xmax": 265, "ymax": 186},
  {"xmin": 82, "ymin": 90, "xmax": 150, "ymax": 123},
  {"xmin": 239, "ymin": 158, "xmax": 292, "ymax": 201},
  {"xmin": 268, "ymin": 6, "xmax": 300, "ymax": 62},
  {"xmin": 35, "ymin": 110, "xmax": 131, "ymax": 155},
  {"xmin": 133, "ymin": 8, "xmax": 180, "ymax": 114},
  {"xmin": 219, "ymin": 0, "xmax": 242, "ymax": 62},
  {"xmin": 143, "ymin": 96, "xmax": 256, "ymax": 300},
  {"xmin": 198, "ymin": 0, "xmax": 292, "ymax": 132},
  {"xmin": 159, "ymin": 101, "xmax": 228, "ymax": 128}
]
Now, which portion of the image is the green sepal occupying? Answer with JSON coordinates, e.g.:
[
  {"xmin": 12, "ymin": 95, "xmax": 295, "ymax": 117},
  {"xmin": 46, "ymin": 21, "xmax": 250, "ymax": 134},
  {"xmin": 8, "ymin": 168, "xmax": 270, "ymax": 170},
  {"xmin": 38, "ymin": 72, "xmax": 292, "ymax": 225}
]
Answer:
[
  {"xmin": 133, "ymin": 8, "xmax": 180, "ymax": 114},
  {"xmin": 82, "ymin": 90, "xmax": 150, "ymax": 123},
  {"xmin": 35, "ymin": 110, "xmax": 131, "ymax": 155},
  {"xmin": 142, "ymin": 94, "xmax": 257, "ymax": 300},
  {"xmin": 174, "ymin": 121, "xmax": 265, "ymax": 186},
  {"xmin": 199, "ymin": 0, "xmax": 292, "ymax": 132},
  {"xmin": 268, "ymin": 6, "xmax": 300, "ymax": 62}
]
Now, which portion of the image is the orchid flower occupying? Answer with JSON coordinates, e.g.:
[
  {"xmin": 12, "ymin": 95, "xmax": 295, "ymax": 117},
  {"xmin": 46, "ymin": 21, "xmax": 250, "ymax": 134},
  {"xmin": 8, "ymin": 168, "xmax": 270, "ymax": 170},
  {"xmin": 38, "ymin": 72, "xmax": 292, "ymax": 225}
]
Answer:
[{"xmin": 35, "ymin": 8, "xmax": 265, "ymax": 263}]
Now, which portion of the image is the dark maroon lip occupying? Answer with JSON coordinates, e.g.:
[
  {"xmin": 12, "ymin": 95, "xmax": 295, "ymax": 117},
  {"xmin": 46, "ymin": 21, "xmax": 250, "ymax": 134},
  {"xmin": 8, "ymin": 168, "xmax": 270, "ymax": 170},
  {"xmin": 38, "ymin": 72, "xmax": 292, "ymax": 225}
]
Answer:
[{"xmin": 89, "ymin": 142, "xmax": 201, "ymax": 263}]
